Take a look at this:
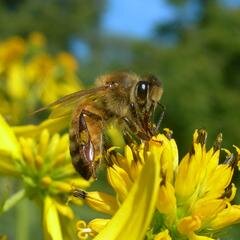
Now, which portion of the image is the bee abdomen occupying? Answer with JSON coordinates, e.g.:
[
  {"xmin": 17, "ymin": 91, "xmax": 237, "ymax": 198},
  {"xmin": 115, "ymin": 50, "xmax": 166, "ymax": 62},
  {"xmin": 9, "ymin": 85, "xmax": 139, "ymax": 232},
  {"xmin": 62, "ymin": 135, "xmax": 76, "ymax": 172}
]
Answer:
[
  {"xmin": 71, "ymin": 151, "xmax": 93, "ymax": 180},
  {"xmin": 69, "ymin": 128, "xmax": 79, "ymax": 159},
  {"xmin": 69, "ymin": 128, "xmax": 80, "ymax": 166},
  {"xmin": 69, "ymin": 123, "xmax": 95, "ymax": 180}
]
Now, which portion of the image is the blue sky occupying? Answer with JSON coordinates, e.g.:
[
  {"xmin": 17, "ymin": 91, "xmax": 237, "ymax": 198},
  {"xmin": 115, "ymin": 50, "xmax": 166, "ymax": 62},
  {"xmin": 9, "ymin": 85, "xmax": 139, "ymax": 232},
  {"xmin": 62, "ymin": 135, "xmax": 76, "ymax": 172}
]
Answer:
[
  {"xmin": 72, "ymin": 0, "xmax": 240, "ymax": 59},
  {"xmin": 101, "ymin": 0, "xmax": 240, "ymax": 39},
  {"xmin": 102, "ymin": 0, "xmax": 176, "ymax": 38}
]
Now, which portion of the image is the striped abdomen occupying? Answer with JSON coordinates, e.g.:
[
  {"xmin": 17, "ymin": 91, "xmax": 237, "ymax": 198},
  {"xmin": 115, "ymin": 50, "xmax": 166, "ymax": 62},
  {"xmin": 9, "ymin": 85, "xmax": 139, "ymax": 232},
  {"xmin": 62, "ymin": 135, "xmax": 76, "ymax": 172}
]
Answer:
[{"xmin": 69, "ymin": 107, "xmax": 103, "ymax": 180}]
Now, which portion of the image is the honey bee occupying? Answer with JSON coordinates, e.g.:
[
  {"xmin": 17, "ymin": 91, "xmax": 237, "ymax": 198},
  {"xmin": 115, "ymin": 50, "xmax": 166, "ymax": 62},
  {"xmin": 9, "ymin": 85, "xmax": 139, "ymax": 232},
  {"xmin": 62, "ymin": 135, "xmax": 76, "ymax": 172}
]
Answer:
[{"xmin": 36, "ymin": 72, "xmax": 163, "ymax": 180}]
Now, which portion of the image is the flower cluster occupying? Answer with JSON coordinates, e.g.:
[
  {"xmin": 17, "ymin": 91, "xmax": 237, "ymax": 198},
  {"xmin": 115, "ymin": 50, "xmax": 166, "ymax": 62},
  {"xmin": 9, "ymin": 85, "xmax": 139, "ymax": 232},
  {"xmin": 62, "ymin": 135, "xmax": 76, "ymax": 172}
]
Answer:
[
  {"xmin": 0, "ymin": 115, "xmax": 90, "ymax": 240},
  {"xmin": 0, "ymin": 33, "xmax": 88, "ymax": 240},
  {"xmin": 75, "ymin": 129, "xmax": 240, "ymax": 240},
  {"xmin": 0, "ymin": 33, "xmax": 81, "ymax": 124}
]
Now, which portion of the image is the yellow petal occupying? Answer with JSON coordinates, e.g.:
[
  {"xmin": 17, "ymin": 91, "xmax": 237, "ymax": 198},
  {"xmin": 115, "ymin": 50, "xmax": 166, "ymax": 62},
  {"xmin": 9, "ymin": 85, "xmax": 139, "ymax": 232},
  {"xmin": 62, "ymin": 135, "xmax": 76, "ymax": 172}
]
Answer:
[
  {"xmin": 68, "ymin": 197, "xmax": 83, "ymax": 207},
  {"xmin": 43, "ymin": 196, "xmax": 63, "ymax": 240},
  {"xmin": 107, "ymin": 164, "xmax": 133, "ymax": 202},
  {"xmin": 124, "ymin": 144, "xmax": 143, "ymax": 180},
  {"xmin": 13, "ymin": 118, "xmax": 69, "ymax": 138},
  {"xmin": 88, "ymin": 218, "xmax": 110, "ymax": 235},
  {"xmin": 38, "ymin": 129, "xmax": 50, "ymax": 156},
  {"xmin": 175, "ymin": 131, "xmax": 207, "ymax": 203},
  {"xmin": 51, "ymin": 181, "xmax": 72, "ymax": 193},
  {"xmin": 41, "ymin": 176, "xmax": 53, "ymax": 187},
  {"xmin": 154, "ymin": 229, "xmax": 172, "ymax": 240},
  {"xmin": 19, "ymin": 137, "xmax": 35, "ymax": 167},
  {"xmin": 54, "ymin": 200, "xmax": 74, "ymax": 219},
  {"xmin": 169, "ymin": 138, "xmax": 179, "ymax": 173},
  {"xmin": 156, "ymin": 181, "xmax": 176, "ymax": 222},
  {"xmin": 191, "ymin": 199, "xmax": 226, "ymax": 225},
  {"xmin": 107, "ymin": 146, "xmax": 134, "ymax": 180},
  {"xmin": 67, "ymin": 178, "xmax": 90, "ymax": 189},
  {"xmin": 94, "ymin": 146, "xmax": 162, "ymax": 240},
  {"xmin": 190, "ymin": 234, "xmax": 215, "ymax": 240},
  {"xmin": 204, "ymin": 165, "xmax": 233, "ymax": 199},
  {"xmin": 0, "ymin": 152, "xmax": 19, "ymax": 175},
  {"xmin": 121, "ymin": 145, "xmax": 135, "ymax": 176},
  {"xmin": 174, "ymin": 153, "xmax": 195, "ymax": 200},
  {"xmin": 209, "ymin": 205, "xmax": 240, "ymax": 230},
  {"xmin": 84, "ymin": 191, "xmax": 119, "ymax": 215},
  {"xmin": 159, "ymin": 134, "xmax": 177, "ymax": 183},
  {"xmin": 7, "ymin": 63, "xmax": 26, "ymax": 98},
  {"xmin": 177, "ymin": 215, "xmax": 201, "ymax": 236},
  {"xmin": 205, "ymin": 148, "xmax": 220, "ymax": 178},
  {"xmin": 0, "ymin": 115, "xmax": 21, "ymax": 159}
]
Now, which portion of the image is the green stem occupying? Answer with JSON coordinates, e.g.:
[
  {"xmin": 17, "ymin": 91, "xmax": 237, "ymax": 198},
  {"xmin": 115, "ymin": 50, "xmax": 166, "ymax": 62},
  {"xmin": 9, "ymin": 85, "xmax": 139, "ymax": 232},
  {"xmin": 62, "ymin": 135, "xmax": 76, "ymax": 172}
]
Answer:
[{"xmin": 16, "ymin": 197, "xmax": 29, "ymax": 240}]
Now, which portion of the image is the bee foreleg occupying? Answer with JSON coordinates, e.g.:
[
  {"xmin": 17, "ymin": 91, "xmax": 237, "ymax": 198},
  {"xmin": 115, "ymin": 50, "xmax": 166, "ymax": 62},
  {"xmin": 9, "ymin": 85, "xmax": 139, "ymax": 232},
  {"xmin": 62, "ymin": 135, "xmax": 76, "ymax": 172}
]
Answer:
[
  {"xmin": 130, "ymin": 102, "xmax": 143, "ymax": 128},
  {"xmin": 121, "ymin": 117, "xmax": 150, "ymax": 141},
  {"xmin": 153, "ymin": 103, "xmax": 166, "ymax": 135},
  {"xmin": 122, "ymin": 130, "xmax": 137, "ymax": 146}
]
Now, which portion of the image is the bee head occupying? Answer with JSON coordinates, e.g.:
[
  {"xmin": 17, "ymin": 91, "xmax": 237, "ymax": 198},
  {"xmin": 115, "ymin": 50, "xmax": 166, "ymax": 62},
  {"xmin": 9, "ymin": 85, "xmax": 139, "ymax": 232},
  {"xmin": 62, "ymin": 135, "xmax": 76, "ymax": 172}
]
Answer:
[{"xmin": 135, "ymin": 74, "xmax": 163, "ymax": 111}]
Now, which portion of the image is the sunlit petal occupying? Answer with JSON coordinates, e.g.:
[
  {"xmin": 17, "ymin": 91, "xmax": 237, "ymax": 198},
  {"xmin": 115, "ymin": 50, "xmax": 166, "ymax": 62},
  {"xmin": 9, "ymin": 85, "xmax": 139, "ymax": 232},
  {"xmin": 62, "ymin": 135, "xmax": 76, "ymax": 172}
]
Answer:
[
  {"xmin": 84, "ymin": 191, "xmax": 119, "ymax": 215},
  {"xmin": 13, "ymin": 118, "xmax": 69, "ymax": 138},
  {"xmin": 154, "ymin": 229, "xmax": 172, "ymax": 240},
  {"xmin": 0, "ymin": 115, "xmax": 21, "ymax": 159},
  {"xmin": 209, "ymin": 205, "xmax": 240, "ymax": 230},
  {"xmin": 156, "ymin": 181, "xmax": 176, "ymax": 223},
  {"xmin": 94, "ymin": 148, "xmax": 162, "ymax": 240},
  {"xmin": 177, "ymin": 215, "xmax": 201, "ymax": 236},
  {"xmin": 190, "ymin": 234, "xmax": 215, "ymax": 240},
  {"xmin": 107, "ymin": 164, "xmax": 133, "ymax": 202},
  {"xmin": 43, "ymin": 196, "xmax": 63, "ymax": 240}
]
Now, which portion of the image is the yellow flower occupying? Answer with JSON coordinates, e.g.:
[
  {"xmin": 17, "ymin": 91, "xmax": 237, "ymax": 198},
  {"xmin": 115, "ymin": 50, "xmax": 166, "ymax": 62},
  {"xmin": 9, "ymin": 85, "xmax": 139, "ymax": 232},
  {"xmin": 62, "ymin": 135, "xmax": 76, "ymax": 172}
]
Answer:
[
  {"xmin": 0, "ymin": 115, "xmax": 90, "ymax": 239},
  {"xmin": 0, "ymin": 36, "xmax": 25, "ymax": 72},
  {"xmin": 74, "ymin": 129, "xmax": 240, "ymax": 240},
  {"xmin": 28, "ymin": 32, "xmax": 46, "ymax": 47},
  {"xmin": 0, "ymin": 235, "xmax": 8, "ymax": 240},
  {"xmin": 157, "ymin": 129, "xmax": 240, "ymax": 240},
  {"xmin": 74, "ymin": 132, "xmax": 172, "ymax": 239},
  {"xmin": 57, "ymin": 52, "xmax": 78, "ymax": 73},
  {"xmin": 0, "ymin": 34, "xmax": 81, "ymax": 124}
]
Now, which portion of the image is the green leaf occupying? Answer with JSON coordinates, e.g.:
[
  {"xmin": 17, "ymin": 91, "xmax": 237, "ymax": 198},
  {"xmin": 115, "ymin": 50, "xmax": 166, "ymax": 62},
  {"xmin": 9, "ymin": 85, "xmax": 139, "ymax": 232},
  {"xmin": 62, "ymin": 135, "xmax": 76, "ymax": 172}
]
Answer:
[{"xmin": 1, "ymin": 189, "xmax": 25, "ymax": 213}]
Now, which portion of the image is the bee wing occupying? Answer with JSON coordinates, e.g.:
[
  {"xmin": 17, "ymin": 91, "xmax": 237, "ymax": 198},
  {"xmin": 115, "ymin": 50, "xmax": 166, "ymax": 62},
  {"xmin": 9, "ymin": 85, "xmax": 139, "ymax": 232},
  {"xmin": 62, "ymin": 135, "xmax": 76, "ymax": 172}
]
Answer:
[{"xmin": 33, "ymin": 86, "xmax": 108, "ymax": 119}]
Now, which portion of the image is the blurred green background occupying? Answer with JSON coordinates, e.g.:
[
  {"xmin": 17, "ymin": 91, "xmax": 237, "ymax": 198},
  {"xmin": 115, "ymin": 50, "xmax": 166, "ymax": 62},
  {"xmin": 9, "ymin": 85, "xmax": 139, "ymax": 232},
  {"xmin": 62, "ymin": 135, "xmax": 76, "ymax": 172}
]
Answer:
[{"xmin": 0, "ymin": 0, "xmax": 240, "ymax": 239}]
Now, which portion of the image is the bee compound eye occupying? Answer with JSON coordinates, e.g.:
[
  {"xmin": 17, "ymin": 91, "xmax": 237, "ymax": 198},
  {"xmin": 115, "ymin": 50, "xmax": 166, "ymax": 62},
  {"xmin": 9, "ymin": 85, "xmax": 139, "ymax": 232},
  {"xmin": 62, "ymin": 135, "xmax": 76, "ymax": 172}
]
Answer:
[{"xmin": 136, "ymin": 81, "xmax": 149, "ymax": 101}]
